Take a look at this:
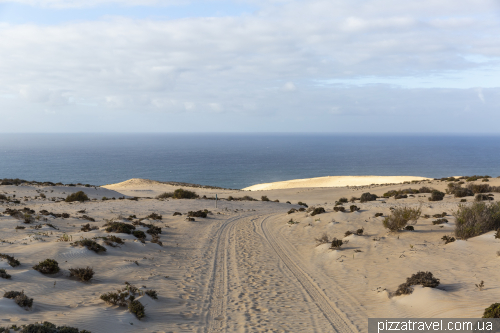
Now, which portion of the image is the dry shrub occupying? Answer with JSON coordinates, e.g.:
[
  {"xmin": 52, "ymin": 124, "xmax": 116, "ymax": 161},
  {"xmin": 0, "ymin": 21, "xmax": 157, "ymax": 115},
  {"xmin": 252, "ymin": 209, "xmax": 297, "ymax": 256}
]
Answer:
[
  {"xmin": 395, "ymin": 271, "xmax": 440, "ymax": 296},
  {"xmin": 69, "ymin": 267, "xmax": 95, "ymax": 282},
  {"xmin": 71, "ymin": 239, "xmax": 106, "ymax": 253},
  {"xmin": 33, "ymin": 259, "xmax": 60, "ymax": 274},
  {"xmin": 383, "ymin": 206, "xmax": 421, "ymax": 231},
  {"xmin": 314, "ymin": 233, "xmax": 330, "ymax": 246},
  {"xmin": 3, "ymin": 290, "xmax": 33, "ymax": 309},
  {"xmin": 453, "ymin": 202, "xmax": 500, "ymax": 240}
]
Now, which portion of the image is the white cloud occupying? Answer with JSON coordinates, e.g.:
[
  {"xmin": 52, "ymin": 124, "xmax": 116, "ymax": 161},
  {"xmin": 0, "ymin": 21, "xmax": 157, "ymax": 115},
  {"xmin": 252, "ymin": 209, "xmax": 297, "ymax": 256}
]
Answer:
[{"xmin": 0, "ymin": 0, "xmax": 499, "ymax": 131}]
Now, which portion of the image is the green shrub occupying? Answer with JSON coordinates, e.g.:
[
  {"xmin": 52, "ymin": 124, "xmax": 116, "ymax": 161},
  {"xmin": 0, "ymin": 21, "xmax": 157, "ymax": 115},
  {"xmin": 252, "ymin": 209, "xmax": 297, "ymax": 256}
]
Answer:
[
  {"xmin": 65, "ymin": 191, "xmax": 89, "ymax": 203},
  {"xmin": 105, "ymin": 222, "xmax": 136, "ymax": 234},
  {"xmin": 156, "ymin": 192, "xmax": 173, "ymax": 199},
  {"xmin": 428, "ymin": 190, "xmax": 445, "ymax": 201},
  {"xmin": 71, "ymin": 239, "xmax": 106, "ymax": 253},
  {"xmin": 261, "ymin": 196, "xmax": 270, "ymax": 201},
  {"xmin": 33, "ymin": 259, "xmax": 60, "ymax": 274},
  {"xmin": 330, "ymin": 238, "xmax": 344, "ymax": 249},
  {"xmin": 146, "ymin": 225, "xmax": 162, "ymax": 236},
  {"xmin": 133, "ymin": 230, "xmax": 146, "ymax": 240},
  {"xmin": 394, "ymin": 271, "xmax": 440, "ymax": 296},
  {"xmin": 350, "ymin": 205, "xmax": 360, "ymax": 212},
  {"xmin": 442, "ymin": 235, "xmax": 455, "ymax": 244},
  {"xmin": 69, "ymin": 267, "xmax": 95, "ymax": 282},
  {"xmin": 418, "ymin": 187, "xmax": 434, "ymax": 193},
  {"xmin": 146, "ymin": 213, "xmax": 162, "ymax": 220},
  {"xmin": 0, "ymin": 253, "xmax": 20, "ymax": 267},
  {"xmin": 288, "ymin": 208, "xmax": 297, "ymax": 214},
  {"xmin": 483, "ymin": 303, "xmax": 500, "ymax": 318},
  {"xmin": 172, "ymin": 188, "xmax": 198, "ymax": 199},
  {"xmin": 0, "ymin": 268, "xmax": 11, "ymax": 279},
  {"xmin": 334, "ymin": 206, "xmax": 345, "ymax": 212},
  {"xmin": 102, "ymin": 235, "xmax": 124, "ymax": 247},
  {"xmin": 80, "ymin": 223, "xmax": 98, "ymax": 232},
  {"xmin": 453, "ymin": 202, "xmax": 500, "ymax": 239},
  {"xmin": 360, "ymin": 193, "xmax": 377, "ymax": 203},
  {"xmin": 310, "ymin": 207, "xmax": 325, "ymax": 216},
  {"xmin": 383, "ymin": 206, "xmax": 421, "ymax": 232},
  {"xmin": 432, "ymin": 219, "xmax": 448, "ymax": 225},
  {"xmin": 101, "ymin": 282, "xmax": 146, "ymax": 319},
  {"xmin": 145, "ymin": 289, "xmax": 158, "ymax": 299},
  {"xmin": 338, "ymin": 197, "xmax": 348, "ymax": 203},
  {"xmin": 475, "ymin": 194, "xmax": 494, "ymax": 202},
  {"xmin": 128, "ymin": 299, "xmax": 145, "ymax": 319}
]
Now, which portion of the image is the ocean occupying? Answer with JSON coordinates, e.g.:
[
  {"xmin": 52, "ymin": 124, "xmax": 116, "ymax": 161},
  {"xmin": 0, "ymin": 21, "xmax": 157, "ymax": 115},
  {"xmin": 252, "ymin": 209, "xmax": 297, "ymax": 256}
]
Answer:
[{"xmin": 0, "ymin": 133, "xmax": 499, "ymax": 189}]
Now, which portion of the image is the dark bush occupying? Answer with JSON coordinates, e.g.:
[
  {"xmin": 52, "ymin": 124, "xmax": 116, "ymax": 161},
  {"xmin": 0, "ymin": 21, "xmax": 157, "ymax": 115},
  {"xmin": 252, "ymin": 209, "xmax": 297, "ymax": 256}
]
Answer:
[
  {"xmin": 453, "ymin": 202, "xmax": 500, "ymax": 239},
  {"xmin": 105, "ymin": 222, "xmax": 136, "ymax": 234},
  {"xmin": 0, "ymin": 268, "xmax": 11, "ymax": 279},
  {"xmin": 330, "ymin": 238, "xmax": 344, "ymax": 249},
  {"xmin": 261, "ymin": 196, "xmax": 270, "ymax": 201},
  {"xmin": 350, "ymin": 197, "xmax": 359, "ymax": 202},
  {"xmin": 173, "ymin": 212, "xmax": 182, "ymax": 216},
  {"xmin": 476, "ymin": 194, "xmax": 494, "ymax": 202},
  {"xmin": 33, "ymin": 259, "xmax": 60, "ymax": 274},
  {"xmin": 288, "ymin": 208, "xmax": 297, "ymax": 214},
  {"xmin": 172, "ymin": 188, "xmax": 199, "ymax": 199},
  {"xmin": 338, "ymin": 197, "xmax": 348, "ymax": 203},
  {"xmin": 81, "ymin": 223, "xmax": 98, "ymax": 232},
  {"xmin": 133, "ymin": 230, "xmax": 146, "ymax": 240},
  {"xmin": 146, "ymin": 225, "xmax": 161, "ymax": 236},
  {"xmin": 310, "ymin": 207, "xmax": 325, "ymax": 216},
  {"xmin": 69, "ymin": 267, "xmax": 95, "ymax": 282},
  {"xmin": 146, "ymin": 213, "xmax": 162, "ymax": 220},
  {"xmin": 102, "ymin": 235, "xmax": 124, "ymax": 247},
  {"xmin": 156, "ymin": 192, "xmax": 173, "ymax": 199},
  {"xmin": 129, "ymin": 300, "xmax": 145, "ymax": 319},
  {"xmin": 145, "ymin": 289, "xmax": 158, "ymax": 299},
  {"xmin": 394, "ymin": 271, "xmax": 440, "ymax": 296},
  {"xmin": 3, "ymin": 290, "xmax": 33, "ymax": 309},
  {"xmin": 460, "ymin": 199, "xmax": 467, "ymax": 202},
  {"xmin": 71, "ymin": 239, "xmax": 106, "ymax": 253},
  {"xmin": 374, "ymin": 213, "xmax": 383, "ymax": 217},
  {"xmin": 298, "ymin": 207, "xmax": 306, "ymax": 212},
  {"xmin": 188, "ymin": 210, "xmax": 208, "ymax": 218},
  {"xmin": 432, "ymin": 219, "xmax": 448, "ymax": 225},
  {"xmin": 360, "ymin": 193, "xmax": 377, "ymax": 203},
  {"xmin": 483, "ymin": 303, "xmax": 500, "ymax": 318},
  {"xmin": 298, "ymin": 202, "xmax": 308, "ymax": 207},
  {"xmin": 395, "ymin": 194, "xmax": 408, "ymax": 199},
  {"xmin": 442, "ymin": 235, "xmax": 455, "ymax": 244},
  {"xmin": 334, "ymin": 206, "xmax": 345, "ymax": 212},
  {"xmin": 81, "ymin": 215, "xmax": 95, "ymax": 222},
  {"xmin": 65, "ymin": 191, "xmax": 89, "ymax": 203},
  {"xmin": 405, "ymin": 225, "xmax": 414, "ymax": 231},
  {"xmin": 101, "ymin": 282, "xmax": 146, "ymax": 319},
  {"xmin": 0, "ymin": 254, "xmax": 20, "ymax": 267},
  {"xmin": 350, "ymin": 205, "xmax": 360, "ymax": 212},
  {"xmin": 468, "ymin": 183, "xmax": 492, "ymax": 194},
  {"xmin": 428, "ymin": 190, "xmax": 445, "ymax": 201},
  {"xmin": 418, "ymin": 187, "xmax": 434, "ymax": 193}
]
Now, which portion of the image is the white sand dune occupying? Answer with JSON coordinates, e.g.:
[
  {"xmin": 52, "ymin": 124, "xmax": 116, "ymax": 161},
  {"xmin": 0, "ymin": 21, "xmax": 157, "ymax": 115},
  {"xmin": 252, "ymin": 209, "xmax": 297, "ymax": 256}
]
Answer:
[
  {"xmin": 243, "ymin": 175, "xmax": 431, "ymax": 191},
  {"xmin": 1, "ymin": 177, "xmax": 499, "ymax": 332}
]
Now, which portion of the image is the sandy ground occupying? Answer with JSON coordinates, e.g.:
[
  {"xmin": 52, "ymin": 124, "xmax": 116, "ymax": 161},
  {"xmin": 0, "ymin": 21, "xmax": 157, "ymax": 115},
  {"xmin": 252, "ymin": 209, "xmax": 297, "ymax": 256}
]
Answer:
[{"xmin": 1, "ymin": 176, "xmax": 500, "ymax": 332}]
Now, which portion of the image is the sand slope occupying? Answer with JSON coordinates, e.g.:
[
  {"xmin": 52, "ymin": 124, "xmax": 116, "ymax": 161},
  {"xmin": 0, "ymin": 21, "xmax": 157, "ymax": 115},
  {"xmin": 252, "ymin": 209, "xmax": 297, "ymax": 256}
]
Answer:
[{"xmin": 243, "ymin": 175, "xmax": 431, "ymax": 191}]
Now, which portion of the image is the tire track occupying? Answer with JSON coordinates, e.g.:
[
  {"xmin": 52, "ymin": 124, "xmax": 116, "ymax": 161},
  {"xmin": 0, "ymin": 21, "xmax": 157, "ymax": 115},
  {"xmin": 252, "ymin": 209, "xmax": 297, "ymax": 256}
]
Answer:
[{"xmin": 258, "ymin": 214, "xmax": 360, "ymax": 333}]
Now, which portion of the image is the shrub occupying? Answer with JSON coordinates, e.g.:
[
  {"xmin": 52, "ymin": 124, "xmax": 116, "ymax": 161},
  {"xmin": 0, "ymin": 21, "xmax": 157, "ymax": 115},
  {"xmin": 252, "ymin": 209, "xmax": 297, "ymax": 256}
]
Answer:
[
  {"xmin": 468, "ymin": 183, "xmax": 492, "ymax": 194},
  {"xmin": 405, "ymin": 225, "xmax": 414, "ymax": 231},
  {"xmin": 171, "ymin": 188, "xmax": 199, "ymax": 199},
  {"xmin": 0, "ymin": 253, "xmax": 20, "ymax": 267},
  {"xmin": 395, "ymin": 194, "xmax": 408, "ymax": 199},
  {"xmin": 374, "ymin": 213, "xmax": 383, "ymax": 217},
  {"xmin": 3, "ymin": 290, "xmax": 33, "ymax": 309},
  {"xmin": 418, "ymin": 187, "xmax": 434, "ymax": 193},
  {"xmin": 71, "ymin": 239, "xmax": 106, "ymax": 253},
  {"xmin": 360, "ymin": 193, "xmax": 377, "ymax": 203},
  {"xmin": 460, "ymin": 199, "xmax": 467, "ymax": 202},
  {"xmin": 133, "ymin": 230, "xmax": 146, "ymax": 240},
  {"xmin": 188, "ymin": 210, "xmax": 208, "ymax": 218},
  {"xmin": 345, "ymin": 228, "xmax": 363, "ymax": 237},
  {"xmin": 298, "ymin": 207, "xmax": 306, "ymax": 212},
  {"xmin": 310, "ymin": 207, "xmax": 325, "ymax": 216},
  {"xmin": 146, "ymin": 225, "xmax": 161, "ymax": 236},
  {"xmin": 65, "ymin": 191, "xmax": 89, "ymax": 203},
  {"xmin": 394, "ymin": 271, "xmax": 440, "ymax": 296},
  {"xmin": 338, "ymin": 197, "xmax": 348, "ymax": 203},
  {"xmin": 383, "ymin": 206, "xmax": 421, "ymax": 232},
  {"xmin": 432, "ymin": 219, "xmax": 448, "ymax": 225},
  {"xmin": 288, "ymin": 208, "xmax": 297, "ymax": 214},
  {"xmin": 102, "ymin": 235, "xmax": 124, "ymax": 247},
  {"xmin": 129, "ymin": 300, "xmax": 145, "ymax": 319},
  {"xmin": 453, "ymin": 202, "xmax": 500, "ymax": 239},
  {"xmin": 261, "ymin": 196, "xmax": 270, "ymax": 201},
  {"xmin": 20, "ymin": 322, "xmax": 90, "ymax": 332},
  {"xmin": 298, "ymin": 202, "xmax": 308, "ymax": 207},
  {"xmin": 100, "ymin": 282, "xmax": 146, "ymax": 319},
  {"xmin": 350, "ymin": 205, "xmax": 360, "ymax": 212},
  {"xmin": 173, "ymin": 212, "xmax": 182, "ymax": 216},
  {"xmin": 428, "ymin": 190, "xmax": 445, "ymax": 201},
  {"xmin": 334, "ymin": 206, "xmax": 345, "ymax": 212},
  {"xmin": 33, "ymin": 259, "xmax": 60, "ymax": 274},
  {"xmin": 146, "ymin": 213, "xmax": 162, "ymax": 220},
  {"xmin": 442, "ymin": 235, "xmax": 455, "ymax": 244},
  {"xmin": 350, "ymin": 197, "xmax": 359, "ymax": 202},
  {"xmin": 0, "ymin": 268, "xmax": 11, "ymax": 279},
  {"xmin": 69, "ymin": 267, "xmax": 95, "ymax": 282},
  {"xmin": 483, "ymin": 303, "xmax": 500, "ymax": 318},
  {"xmin": 81, "ymin": 223, "xmax": 98, "ymax": 232},
  {"xmin": 156, "ymin": 192, "xmax": 173, "ymax": 199},
  {"xmin": 330, "ymin": 238, "xmax": 345, "ymax": 249},
  {"xmin": 145, "ymin": 289, "xmax": 158, "ymax": 299},
  {"xmin": 314, "ymin": 233, "xmax": 330, "ymax": 246},
  {"xmin": 105, "ymin": 222, "xmax": 136, "ymax": 234},
  {"xmin": 476, "ymin": 194, "xmax": 494, "ymax": 202}
]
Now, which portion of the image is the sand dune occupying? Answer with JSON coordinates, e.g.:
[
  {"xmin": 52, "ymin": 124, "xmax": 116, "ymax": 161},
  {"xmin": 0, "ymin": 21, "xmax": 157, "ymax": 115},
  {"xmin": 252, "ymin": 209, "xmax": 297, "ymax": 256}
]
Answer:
[{"xmin": 243, "ymin": 175, "xmax": 431, "ymax": 191}]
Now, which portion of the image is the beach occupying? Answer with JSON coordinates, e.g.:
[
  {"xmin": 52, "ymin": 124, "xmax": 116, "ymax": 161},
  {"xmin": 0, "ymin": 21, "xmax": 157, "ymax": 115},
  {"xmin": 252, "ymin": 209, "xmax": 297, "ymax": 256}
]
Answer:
[{"xmin": 1, "ymin": 175, "xmax": 499, "ymax": 332}]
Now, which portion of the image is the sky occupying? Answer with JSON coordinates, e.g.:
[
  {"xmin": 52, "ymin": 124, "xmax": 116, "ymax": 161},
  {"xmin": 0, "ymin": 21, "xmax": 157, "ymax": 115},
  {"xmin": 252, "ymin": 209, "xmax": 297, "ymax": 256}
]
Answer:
[{"xmin": 0, "ymin": 0, "xmax": 499, "ymax": 133}]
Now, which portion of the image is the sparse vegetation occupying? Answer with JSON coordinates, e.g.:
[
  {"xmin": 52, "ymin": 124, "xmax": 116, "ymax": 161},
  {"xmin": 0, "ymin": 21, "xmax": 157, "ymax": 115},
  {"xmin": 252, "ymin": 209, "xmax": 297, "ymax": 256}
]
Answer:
[
  {"xmin": 14, "ymin": 321, "xmax": 91, "ymax": 332},
  {"xmin": 188, "ymin": 210, "xmax": 208, "ymax": 218},
  {"xmin": 428, "ymin": 190, "xmax": 445, "ymax": 201},
  {"xmin": 71, "ymin": 239, "xmax": 107, "ymax": 253},
  {"xmin": 383, "ymin": 206, "xmax": 421, "ymax": 232},
  {"xmin": 69, "ymin": 267, "xmax": 95, "ymax": 282},
  {"xmin": 442, "ymin": 235, "xmax": 455, "ymax": 244},
  {"xmin": 334, "ymin": 206, "xmax": 346, "ymax": 212},
  {"xmin": 310, "ymin": 207, "xmax": 325, "ymax": 216},
  {"xmin": 146, "ymin": 213, "xmax": 162, "ymax": 220},
  {"xmin": 453, "ymin": 202, "xmax": 500, "ymax": 240},
  {"xmin": 314, "ymin": 233, "xmax": 330, "ymax": 246},
  {"xmin": 297, "ymin": 202, "xmax": 308, "ymax": 207},
  {"xmin": 3, "ymin": 290, "xmax": 33, "ymax": 309},
  {"xmin": 394, "ymin": 271, "xmax": 440, "ymax": 296},
  {"xmin": 81, "ymin": 223, "xmax": 98, "ymax": 232},
  {"xmin": 360, "ymin": 192, "xmax": 377, "ymax": 203},
  {"xmin": 350, "ymin": 205, "xmax": 360, "ymax": 212},
  {"xmin": 100, "ymin": 282, "xmax": 146, "ymax": 319},
  {"xmin": 0, "ymin": 268, "xmax": 11, "ymax": 279},
  {"xmin": 338, "ymin": 197, "xmax": 348, "ymax": 203},
  {"xmin": 145, "ymin": 289, "xmax": 158, "ymax": 299},
  {"xmin": 330, "ymin": 238, "xmax": 346, "ymax": 249},
  {"xmin": 432, "ymin": 219, "xmax": 448, "ymax": 225},
  {"xmin": 288, "ymin": 208, "xmax": 297, "ymax": 214},
  {"xmin": 261, "ymin": 196, "xmax": 270, "ymax": 201},
  {"xmin": 105, "ymin": 222, "xmax": 136, "ymax": 234},
  {"xmin": 374, "ymin": 213, "xmax": 383, "ymax": 217},
  {"xmin": 483, "ymin": 303, "xmax": 500, "ymax": 318},
  {"xmin": 133, "ymin": 230, "xmax": 146, "ymax": 240},
  {"xmin": 0, "ymin": 253, "xmax": 20, "ymax": 267},
  {"xmin": 33, "ymin": 259, "xmax": 60, "ymax": 274},
  {"xmin": 65, "ymin": 191, "xmax": 90, "ymax": 202}
]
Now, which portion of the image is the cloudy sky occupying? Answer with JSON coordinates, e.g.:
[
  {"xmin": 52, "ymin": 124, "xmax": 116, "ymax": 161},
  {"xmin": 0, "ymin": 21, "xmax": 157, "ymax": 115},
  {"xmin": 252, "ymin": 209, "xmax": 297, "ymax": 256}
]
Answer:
[{"xmin": 0, "ymin": 0, "xmax": 499, "ymax": 133}]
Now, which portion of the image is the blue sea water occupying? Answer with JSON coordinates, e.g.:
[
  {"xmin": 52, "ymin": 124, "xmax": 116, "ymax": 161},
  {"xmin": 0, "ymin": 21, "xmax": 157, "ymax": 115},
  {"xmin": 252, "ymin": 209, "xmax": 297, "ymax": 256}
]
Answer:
[{"xmin": 0, "ymin": 133, "xmax": 499, "ymax": 189}]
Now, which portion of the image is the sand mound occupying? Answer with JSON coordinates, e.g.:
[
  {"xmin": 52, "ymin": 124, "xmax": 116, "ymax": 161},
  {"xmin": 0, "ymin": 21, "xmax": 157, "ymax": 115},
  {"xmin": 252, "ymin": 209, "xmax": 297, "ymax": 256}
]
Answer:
[
  {"xmin": 243, "ymin": 175, "xmax": 431, "ymax": 191},
  {"xmin": 103, "ymin": 178, "xmax": 163, "ymax": 189}
]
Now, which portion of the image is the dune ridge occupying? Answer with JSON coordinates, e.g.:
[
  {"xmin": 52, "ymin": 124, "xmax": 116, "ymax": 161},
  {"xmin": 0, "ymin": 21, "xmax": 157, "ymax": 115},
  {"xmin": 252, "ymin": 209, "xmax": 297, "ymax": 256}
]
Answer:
[{"xmin": 242, "ymin": 175, "xmax": 431, "ymax": 191}]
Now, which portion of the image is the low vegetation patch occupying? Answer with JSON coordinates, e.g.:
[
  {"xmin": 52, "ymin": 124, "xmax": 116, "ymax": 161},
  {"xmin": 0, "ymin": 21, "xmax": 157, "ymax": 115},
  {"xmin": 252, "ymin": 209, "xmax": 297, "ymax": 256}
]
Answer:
[
  {"xmin": 298, "ymin": 202, "xmax": 308, "ymax": 207},
  {"xmin": 374, "ymin": 213, "xmax": 383, "ymax": 217},
  {"xmin": 16, "ymin": 321, "xmax": 91, "ymax": 333},
  {"xmin": 33, "ymin": 259, "xmax": 60, "ymax": 274},
  {"xmin": 330, "ymin": 238, "xmax": 346, "ymax": 249},
  {"xmin": 360, "ymin": 192, "xmax": 377, "ymax": 203},
  {"xmin": 483, "ymin": 303, "xmax": 500, "ymax": 318},
  {"xmin": 69, "ymin": 267, "xmax": 95, "ymax": 282},
  {"xmin": 344, "ymin": 228, "xmax": 364, "ymax": 237},
  {"xmin": 100, "ymin": 282, "xmax": 146, "ymax": 319},
  {"xmin": 172, "ymin": 188, "xmax": 198, "ymax": 199},
  {"xmin": 146, "ymin": 213, "xmax": 162, "ymax": 220},
  {"xmin": 428, "ymin": 190, "xmax": 445, "ymax": 201},
  {"xmin": 432, "ymin": 219, "xmax": 448, "ymax": 225},
  {"xmin": 442, "ymin": 235, "xmax": 455, "ymax": 244},
  {"xmin": 81, "ymin": 223, "xmax": 98, "ymax": 232},
  {"xmin": 71, "ymin": 239, "xmax": 106, "ymax": 253},
  {"xmin": 188, "ymin": 210, "xmax": 208, "ymax": 218},
  {"xmin": 350, "ymin": 205, "xmax": 360, "ymax": 212},
  {"xmin": 227, "ymin": 195, "xmax": 257, "ymax": 201},
  {"xmin": 338, "ymin": 197, "xmax": 348, "ymax": 203},
  {"xmin": 310, "ymin": 207, "xmax": 325, "ymax": 216},
  {"xmin": 133, "ymin": 230, "xmax": 146, "ymax": 240},
  {"xmin": 0, "ymin": 253, "xmax": 20, "ymax": 267},
  {"xmin": 104, "ymin": 222, "xmax": 136, "ymax": 234},
  {"xmin": 145, "ymin": 289, "xmax": 158, "ymax": 299},
  {"xmin": 3, "ymin": 290, "xmax": 33, "ymax": 309},
  {"xmin": 0, "ymin": 268, "xmax": 11, "ymax": 279},
  {"xmin": 453, "ymin": 202, "xmax": 500, "ymax": 239},
  {"xmin": 65, "ymin": 191, "xmax": 90, "ymax": 202},
  {"xmin": 173, "ymin": 212, "xmax": 182, "ymax": 216},
  {"xmin": 334, "ymin": 206, "xmax": 345, "ymax": 212},
  {"xmin": 476, "ymin": 194, "xmax": 494, "ymax": 202},
  {"xmin": 394, "ymin": 271, "xmax": 440, "ymax": 296},
  {"xmin": 383, "ymin": 206, "xmax": 421, "ymax": 232}
]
